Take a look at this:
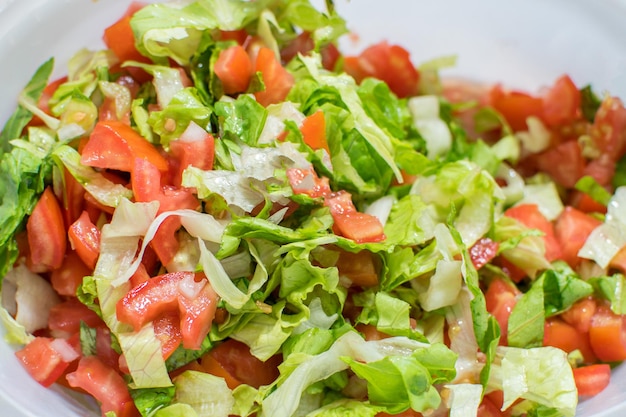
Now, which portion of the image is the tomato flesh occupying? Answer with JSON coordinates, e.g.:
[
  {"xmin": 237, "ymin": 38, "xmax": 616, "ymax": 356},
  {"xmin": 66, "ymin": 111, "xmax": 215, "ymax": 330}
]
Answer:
[
  {"xmin": 27, "ymin": 187, "xmax": 67, "ymax": 272},
  {"xmin": 15, "ymin": 337, "xmax": 78, "ymax": 387}
]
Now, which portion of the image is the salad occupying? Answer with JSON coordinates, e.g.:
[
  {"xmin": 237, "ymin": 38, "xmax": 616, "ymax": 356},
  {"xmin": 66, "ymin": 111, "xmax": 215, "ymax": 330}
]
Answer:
[{"xmin": 1, "ymin": 0, "xmax": 626, "ymax": 416}]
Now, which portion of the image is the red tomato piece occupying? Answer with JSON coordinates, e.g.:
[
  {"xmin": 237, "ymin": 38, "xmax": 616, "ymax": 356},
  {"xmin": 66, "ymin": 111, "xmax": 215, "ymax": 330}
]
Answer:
[
  {"xmin": 542, "ymin": 75, "xmax": 581, "ymax": 127},
  {"xmin": 254, "ymin": 47, "xmax": 295, "ymax": 106},
  {"xmin": 27, "ymin": 187, "xmax": 67, "ymax": 272},
  {"xmin": 485, "ymin": 278, "xmax": 521, "ymax": 346},
  {"xmin": 573, "ymin": 364, "xmax": 611, "ymax": 398},
  {"xmin": 169, "ymin": 123, "xmax": 215, "ymax": 187},
  {"xmin": 48, "ymin": 298, "xmax": 104, "ymax": 335},
  {"xmin": 590, "ymin": 95, "xmax": 626, "ymax": 161},
  {"xmin": 532, "ymin": 140, "xmax": 586, "ymax": 189},
  {"xmin": 300, "ymin": 110, "xmax": 330, "ymax": 153},
  {"xmin": 66, "ymin": 355, "xmax": 139, "ymax": 417},
  {"xmin": 61, "ymin": 167, "xmax": 86, "ymax": 228},
  {"xmin": 553, "ymin": 206, "xmax": 601, "ymax": 268},
  {"xmin": 286, "ymin": 167, "xmax": 331, "ymax": 199},
  {"xmin": 561, "ymin": 297, "xmax": 597, "ymax": 334},
  {"xmin": 80, "ymin": 120, "xmax": 169, "ymax": 173},
  {"xmin": 15, "ymin": 337, "xmax": 79, "ymax": 387},
  {"xmin": 50, "ymin": 251, "xmax": 93, "ymax": 297},
  {"xmin": 324, "ymin": 191, "xmax": 386, "ymax": 243},
  {"xmin": 335, "ymin": 249, "xmax": 379, "ymax": 287},
  {"xmin": 543, "ymin": 318, "xmax": 596, "ymax": 363},
  {"xmin": 214, "ymin": 45, "xmax": 253, "ymax": 95},
  {"xmin": 177, "ymin": 273, "xmax": 218, "ymax": 350},
  {"xmin": 583, "ymin": 153, "xmax": 616, "ymax": 188},
  {"xmin": 469, "ymin": 237, "xmax": 500, "ymax": 270},
  {"xmin": 477, "ymin": 396, "xmax": 506, "ymax": 417},
  {"xmin": 200, "ymin": 339, "xmax": 281, "ymax": 389},
  {"xmin": 488, "ymin": 84, "xmax": 544, "ymax": 132},
  {"xmin": 344, "ymin": 41, "xmax": 420, "ymax": 98},
  {"xmin": 355, "ymin": 323, "xmax": 390, "ymax": 341},
  {"xmin": 68, "ymin": 210, "xmax": 101, "ymax": 270},
  {"xmin": 504, "ymin": 203, "xmax": 563, "ymax": 262},
  {"xmin": 589, "ymin": 305, "xmax": 626, "ymax": 362},
  {"xmin": 153, "ymin": 313, "xmax": 182, "ymax": 360}
]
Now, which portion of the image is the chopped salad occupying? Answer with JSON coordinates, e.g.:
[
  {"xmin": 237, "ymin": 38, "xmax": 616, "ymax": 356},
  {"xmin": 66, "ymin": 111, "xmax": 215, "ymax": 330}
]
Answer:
[{"xmin": 1, "ymin": 1, "xmax": 626, "ymax": 416}]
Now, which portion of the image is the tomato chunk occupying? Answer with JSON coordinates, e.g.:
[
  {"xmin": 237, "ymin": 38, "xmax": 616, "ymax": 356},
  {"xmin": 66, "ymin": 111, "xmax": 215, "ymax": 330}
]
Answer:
[
  {"xmin": 469, "ymin": 237, "xmax": 500, "ymax": 270},
  {"xmin": 68, "ymin": 210, "xmax": 101, "ymax": 270},
  {"xmin": 300, "ymin": 110, "xmax": 330, "ymax": 153},
  {"xmin": 15, "ymin": 337, "xmax": 79, "ymax": 387},
  {"xmin": 589, "ymin": 305, "xmax": 626, "ymax": 362},
  {"xmin": 573, "ymin": 364, "xmax": 611, "ymax": 398},
  {"xmin": 254, "ymin": 47, "xmax": 294, "ymax": 106},
  {"xmin": 325, "ymin": 191, "xmax": 386, "ymax": 243},
  {"xmin": 214, "ymin": 44, "xmax": 253, "ymax": 95},
  {"xmin": 335, "ymin": 249, "xmax": 379, "ymax": 287},
  {"xmin": 485, "ymin": 278, "xmax": 520, "ymax": 345},
  {"xmin": 554, "ymin": 206, "xmax": 601, "ymax": 268},
  {"xmin": 27, "ymin": 187, "xmax": 67, "ymax": 272},
  {"xmin": 50, "ymin": 250, "xmax": 93, "ymax": 297},
  {"xmin": 542, "ymin": 74, "xmax": 581, "ymax": 127},
  {"xmin": 488, "ymin": 85, "xmax": 544, "ymax": 132},
  {"xmin": 543, "ymin": 318, "xmax": 596, "ymax": 363},
  {"xmin": 504, "ymin": 203, "xmax": 562, "ymax": 262},
  {"xmin": 286, "ymin": 167, "xmax": 331, "ymax": 199}
]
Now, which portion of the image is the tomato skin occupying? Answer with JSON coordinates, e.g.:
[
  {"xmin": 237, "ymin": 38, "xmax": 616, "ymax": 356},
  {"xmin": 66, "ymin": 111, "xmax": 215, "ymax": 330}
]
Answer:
[
  {"xmin": 489, "ymin": 85, "xmax": 544, "ymax": 131},
  {"xmin": 15, "ymin": 337, "xmax": 79, "ymax": 387},
  {"xmin": 532, "ymin": 140, "xmax": 586, "ymax": 189},
  {"xmin": 50, "ymin": 250, "xmax": 92, "ymax": 297},
  {"xmin": 561, "ymin": 297, "xmax": 597, "ymax": 334},
  {"xmin": 80, "ymin": 120, "xmax": 169, "ymax": 173},
  {"xmin": 254, "ymin": 47, "xmax": 295, "ymax": 106},
  {"xmin": 153, "ymin": 313, "xmax": 182, "ymax": 360},
  {"xmin": 169, "ymin": 126, "xmax": 215, "ymax": 187},
  {"xmin": 27, "ymin": 187, "xmax": 67, "ymax": 272},
  {"xmin": 573, "ymin": 364, "xmax": 611, "ymax": 398},
  {"xmin": 554, "ymin": 206, "xmax": 602, "ymax": 268},
  {"xmin": 66, "ymin": 355, "xmax": 139, "ymax": 417},
  {"xmin": 542, "ymin": 75, "xmax": 581, "ymax": 127},
  {"xmin": 590, "ymin": 95, "xmax": 626, "ymax": 161},
  {"xmin": 485, "ymin": 278, "xmax": 520, "ymax": 345},
  {"xmin": 344, "ymin": 41, "xmax": 420, "ymax": 98},
  {"xmin": 589, "ymin": 305, "xmax": 626, "ymax": 362},
  {"xmin": 469, "ymin": 237, "xmax": 500, "ymax": 270},
  {"xmin": 324, "ymin": 191, "xmax": 386, "ymax": 243},
  {"xmin": 286, "ymin": 167, "xmax": 331, "ymax": 199},
  {"xmin": 477, "ymin": 395, "xmax": 506, "ymax": 417},
  {"xmin": 335, "ymin": 249, "xmax": 379, "ymax": 287},
  {"xmin": 200, "ymin": 339, "xmax": 281, "ymax": 389},
  {"xmin": 68, "ymin": 210, "xmax": 101, "ymax": 270},
  {"xmin": 504, "ymin": 203, "xmax": 562, "ymax": 262},
  {"xmin": 300, "ymin": 110, "xmax": 330, "ymax": 153},
  {"xmin": 177, "ymin": 274, "xmax": 218, "ymax": 350},
  {"xmin": 214, "ymin": 45, "xmax": 253, "ymax": 95},
  {"xmin": 355, "ymin": 323, "xmax": 390, "ymax": 341},
  {"xmin": 543, "ymin": 318, "xmax": 596, "ymax": 363},
  {"xmin": 48, "ymin": 298, "xmax": 104, "ymax": 335}
]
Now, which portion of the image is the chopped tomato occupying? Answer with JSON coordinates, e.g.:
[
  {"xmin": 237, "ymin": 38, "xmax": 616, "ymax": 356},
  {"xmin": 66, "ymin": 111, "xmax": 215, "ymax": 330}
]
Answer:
[
  {"xmin": 344, "ymin": 41, "xmax": 419, "ymax": 98},
  {"xmin": 488, "ymin": 84, "xmax": 544, "ymax": 132},
  {"xmin": 199, "ymin": 339, "xmax": 281, "ymax": 389},
  {"xmin": 48, "ymin": 298, "xmax": 104, "ymax": 335},
  {"xmin": 355, "ymin": 323, "xmax": 390, "ymax": 341},
  {"xmin": 214, "ymin": 44, "xmax": 252, "ymax": 95},
  {"xmin": 68, "ymin": 210, "xmax": 101, "ymax": 270},
  {"xmin": 485, "ymin": 278, "xmax": 520, "ymax": 345},
  {"xmin": 15, "ymin": 337, "xmax": 79, "ymax": 387},
  {"xmin": 153, "ymin": 313, "xmax": 182, "ymax": 360},
  {"xmin": 26, "ymin": 187, "xmax": 67, "ymax": 272},
  {"xmin": 542, "ymin": 75, "xmax": 581, "ymax": 127},
  {"xmin": 543, "ymin": 318, "xmax": 596, "ymax": 363},
  {"xmin": 554, "ymin": 206, "xmax": 601, "ymax": 268},
  {"xmin": 376, "ymin": 410, "xmax": 424, "ymax": 417},
  {"xmin": 590, "ymin": 95, "xmax": 626, "ymax": 161},
  {"xmin": 589, "ymin": 305, "xmax": 626, "ymax": 362},
  {"xmin": 80, "ymin": 120, "xmax": 169, "ymax": 173},
  {"xmin": 280, "ymin": 31, "xmax": 340, "ymax": 70},
  {"xmin": 561, "ymin": 297, "xmax": 597, "ymax": 334},
  {"xmin": 610, "ymin": 245, "xmax": 626, "ymax": 274},
  {"xmin": 335, "ymin": 249, "xmax": 379, "ymax": 287},
  {"xmin": 169, "ymin": 123, "xmax": 215, "ymax": 187},
  {"xmin": 300, "ymin": 110, "xmax": 330, "ymax": 153},
  {"xmin": 61, "ymin": 167, "xmax": 86, "ymax": 228},
  {"xmin": 504, "ymin": 203, "xmax": 562, "ymax": 262},
  {"xmin": 66, "ymin": 355, "xmax": 139, "ymax": 417},
  {"xmin": 573, "ymin": 364, "xmax": 611, "ymax": 398},
  {"xmin": 286, "ymin": 167, "xmax": 331, "ymax": 199},
  {"xmin": 50, "ymin": 251, "xmax": 92, "ymax": 297},
  {"xmin": 254, "ymin": 47, "xmax": 295, "ymax": 106},
  {"xmin": 477, "ymin": 395, "xmax": 506, "ymax": 417},
  {"xmin": 469, "ymin": 237, "xmax": 500, "ymax": 270},
  {"xmin": 532, "ymin": 140, "xmax": 586, "ymax": 188},
  {"xmin": 325, "ymin": 191, "xmax": 386, "ymax": 243},
  {"xmin": 583, "ymin": 153, "xmax": 616, "ymax": 188},
  {"xmin": 116, "ymin": 271, "xmax": 217, "ymax": 349}
]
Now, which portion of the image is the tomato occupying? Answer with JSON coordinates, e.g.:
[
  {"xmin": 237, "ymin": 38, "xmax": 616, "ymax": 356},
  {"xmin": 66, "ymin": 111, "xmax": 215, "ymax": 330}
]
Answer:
[
  {"xmin": 504, "ymin": 203, "xmax": 562, "ymax": 262},
  {"xmin": 554, "ymin": 206, "xmax": 602, "ymax": 268},
  {"xmin": 153, "ymin": 313, "xmax": 182, "ymax": 360},
  {"xmin": 200, "ymin": 339, "xmax": 281, "ymax": 389},
  {"xmin": 280, "ymin": 31, "xmax": 340, "ymax": 71},
  {"xmin": 66, "ymin": 356, "xmax": 139, "ymax": 417},
  {"xmin": 325, "ymin": 191, "xmax": 386, "ymax": 243},
  {"xmin": 169, "ymin": 122, "xmax": 215, "ymax": 187},
  {"xmin": 573, "ymin": 364, "xmax": 611, "ymax": 398},
  {"xmin": 214, "ymin": 44, "xmax": 252, "ymax": 95},
  {"xmin": 254, "ymin": 47, "xmax": 295, "ymax": 106},
  {"xmin": 376, "ymin": 410, "xmax": 424, "ymax": 417},
  {"xmin": 542, "ymin": 75, "xmax": 581, "ymax": 127},
  {"xmin": 26, "ymin": 187, "xmax": 67, "ymax": 272},
  {"xmin": 543, "ymin": 318, "xmax": 596, "ymax": 363},
  {"xmin": 102, "ymin": 2, "xmax": 151, "ymax": 83},
  {"xmin": 15, "ymin": 337, "xmax": 79, "ymax": 387},
  {"xmin": 335, "ymin": 249, "xmax": 379, "ymax": 287},
  {"xmin": 344, "ymin": 41, "xmax": 419, "ymax": 98},
  {"xmin": 561, "ymin": 297, "xmax": 597, "ymax": 334},
  {"xmin": 61, "ymin": 167, "xmax": 86, "ymax": 228},
  {"xmin": 355, "ymin": 323, "xmax": 390, "ymax": 341},
  {"xmin": 116, "ymin": 271, "xmax": 217, "ymax": 349},
  {"xmin": 590, "ymin": 95, "xmax": 626, "ymax": 161},
  {"xmin": 488, "ymin": 85, "xmax": 544, "ymax": 132},
  {"xmin": 68, "ymin": 210, "xmax": 101, "ymax": 270},
  {"xmin": 589, "ymin": 305, "xmax": 626, "ymax": 362},
  {"xmin": 610, "ymin": 245, "xmax": 626, "ymax": 274},
  {"xmin": 48, "ymin": 298, "xmax": 104, "ymax": 335},
  {"xmin": 80, "ymin": 120, "xmax": 169, "ymax": 173},
  {"xmin": 484, "ymin": 391, "xmax": 513, "ymax": 417},
  {"xmin": 583, "ymin": 153, "xmax": 616, "ymax": 188},
  {"xmin": 50, "ymin": 251, "xmax": 92, "ymax": 297},
  {"xmin": 286, "ymin": 167, "xmax": 331, "ymax": 199},
  {"xmin": 217, "ymin": 29, "xmax": 249, "ymax": 45},
  {"xmin": 570, "ymin": 191, "xmax": 607, "ymax": 214},
  {"xmin": 469, "ymin": 237, "xmax": 500, "ymax": 270},
  {"xmin": 477, "ymin": 395, "xmax": 506, "ymax": 417},
  {"xmin": 532, "ymin": 140, "xmax": 585, "ymax": 188},
  {"xmin": 300, "ymin": 110, "xmax": 330, "ymax": 153},
  {"xmin": 485, "ymin": 278, "xmax": 520, "ymax": 345}
]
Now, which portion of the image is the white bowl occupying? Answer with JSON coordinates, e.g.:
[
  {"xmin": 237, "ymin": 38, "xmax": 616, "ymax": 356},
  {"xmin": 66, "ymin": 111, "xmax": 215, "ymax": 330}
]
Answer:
[{"xmin": 1, "ymin": 0, "xmax": 626, "ymax": 416}]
